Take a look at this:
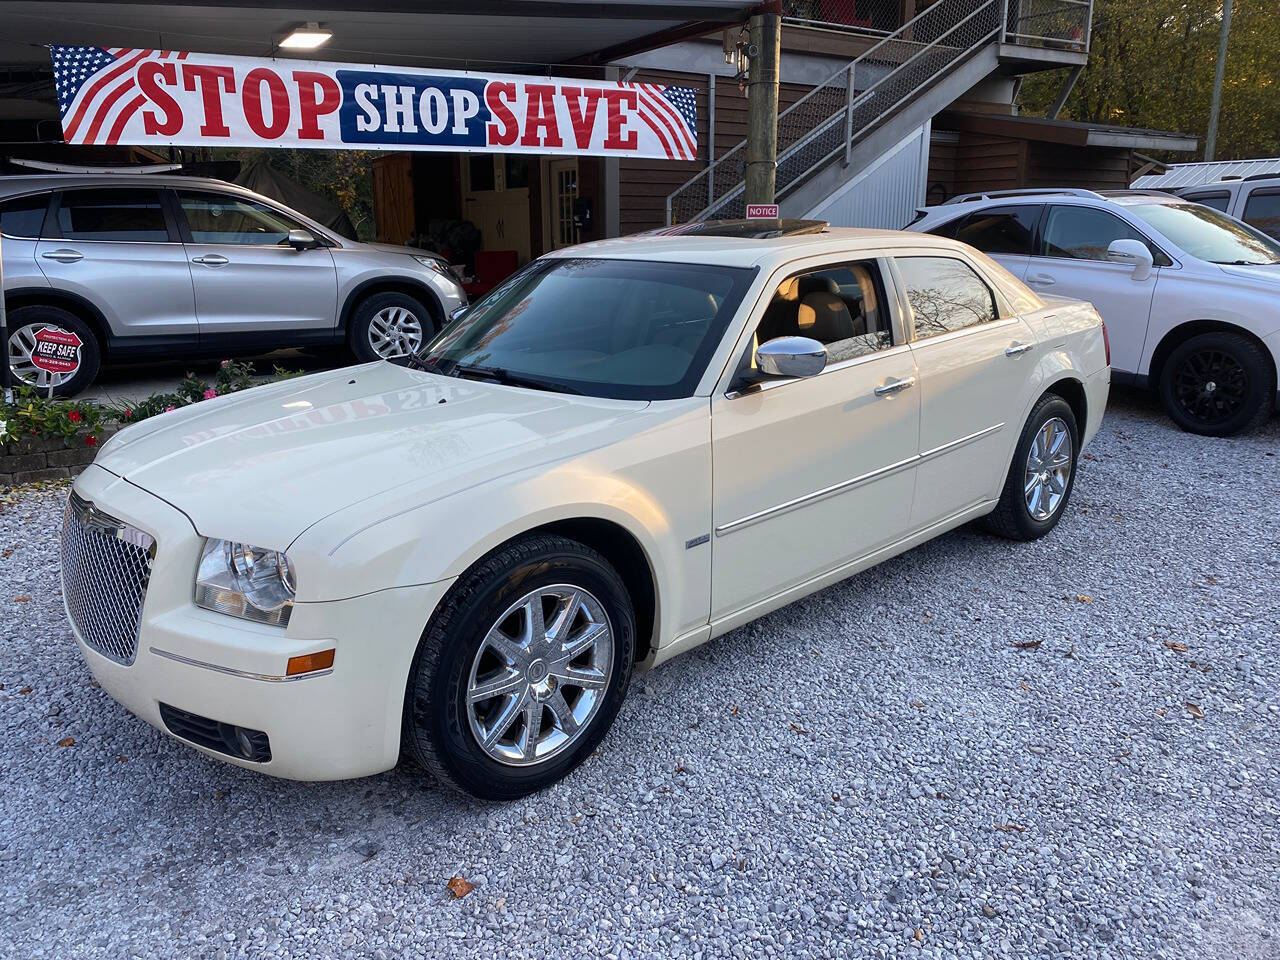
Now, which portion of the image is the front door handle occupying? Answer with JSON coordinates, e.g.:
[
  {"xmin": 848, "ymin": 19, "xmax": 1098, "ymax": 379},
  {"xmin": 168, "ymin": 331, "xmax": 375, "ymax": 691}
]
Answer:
[
  {"xmin": 874, "ymin": 376, "xmax": 916, "ymax": 397},
  {"xmin": 191, "ymin": 254, "xmax": 229, "ymax": 266},
  {"xmin": 42, "ymin": 249, "xmax": 83, "ymax": 263},
  {"xmin": 1027, "ymin": 273, "xmax": 1056, "ymax": 286},
  {"xmin": 1005, "ymin": 341, "xmax": 1034, "ymax": 357}
]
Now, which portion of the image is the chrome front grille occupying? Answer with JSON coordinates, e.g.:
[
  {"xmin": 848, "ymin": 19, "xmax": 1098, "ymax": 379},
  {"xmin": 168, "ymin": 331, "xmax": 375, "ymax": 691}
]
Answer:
[{"xmin": 60, "ymin": 492, "xmax": 156, "ymax": 665}]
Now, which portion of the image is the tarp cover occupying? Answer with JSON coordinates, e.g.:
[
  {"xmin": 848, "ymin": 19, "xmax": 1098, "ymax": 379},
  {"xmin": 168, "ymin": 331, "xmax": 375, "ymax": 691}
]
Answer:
[{"xmin": 234, "ymin": 159, "xmax": 357, "ymax": 239}]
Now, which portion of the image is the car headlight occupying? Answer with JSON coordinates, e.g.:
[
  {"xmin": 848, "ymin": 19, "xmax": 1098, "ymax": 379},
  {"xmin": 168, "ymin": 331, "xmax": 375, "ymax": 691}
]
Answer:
[
  {"xmin": 194, "ymin": 539, "xmax": 296, "ymax": 627},
  {"xmin": 413, "ymin": 255, "xmax": 455, "ymax": 280}
]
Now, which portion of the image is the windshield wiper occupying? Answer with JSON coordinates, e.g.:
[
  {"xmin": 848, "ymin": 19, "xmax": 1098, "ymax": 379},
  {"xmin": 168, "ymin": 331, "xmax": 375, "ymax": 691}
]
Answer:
[
  {"xmin": 405, "ymin": 354, "xmax": 444, "ymax": 373},
  {"xmin": 1213, "ymin": 259, "xmax": 1280, "ymax": 266},
  {"xmin": 452, "ymin": 363, "xmax": 582, "ymax": 395}
]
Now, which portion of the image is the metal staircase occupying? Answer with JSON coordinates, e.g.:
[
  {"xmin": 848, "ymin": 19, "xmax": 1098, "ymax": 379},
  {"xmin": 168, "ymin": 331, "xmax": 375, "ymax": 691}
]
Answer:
[{"xmin": 665, "ymin": 0, "xmax": 1028, "ymax": 225}]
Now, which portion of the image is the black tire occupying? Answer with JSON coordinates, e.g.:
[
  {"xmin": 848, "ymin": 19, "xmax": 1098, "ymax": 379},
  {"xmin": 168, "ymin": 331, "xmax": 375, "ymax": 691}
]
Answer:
[
  {"xmin": 6, "ymin": 305, "xmax": 101, "ymax": 397},
  {"xmin": 984, "ymin": 394, "xmax": 1079, "ymax": 541},
  {"xmin": 403, "ymin": 534, "xmax": 635, "ymax": 800},
  {"xmin": 348, "ymin": 291, "xmax": 436, "ymax": 365},
  {"xmin": 1158, "ymin": 331, "xmax": 1274, "ymax": 437}
]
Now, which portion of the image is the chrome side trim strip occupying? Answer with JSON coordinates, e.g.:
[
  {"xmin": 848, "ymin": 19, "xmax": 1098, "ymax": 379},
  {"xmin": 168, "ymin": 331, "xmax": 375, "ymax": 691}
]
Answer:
[
  {"xmin": 148, "ymin": 646, "xmax": 332, "ymax": 683},
  {"xmin": 715, "ymin": 454, "xmax": 918, "ymax": 536},
  {"xmin": 920, "ymin": 422, "xmax": 1005, "ymax": 461},
  {"xmin": 715, "ymin": 422, "xmax": 1005, "ymax": 537}
]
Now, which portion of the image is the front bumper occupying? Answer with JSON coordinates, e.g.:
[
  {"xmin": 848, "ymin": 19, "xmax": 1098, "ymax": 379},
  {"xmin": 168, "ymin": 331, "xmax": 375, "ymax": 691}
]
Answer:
[{"xmin": 67, "ymin": 465, "xmax": 452, "ymax": 780}]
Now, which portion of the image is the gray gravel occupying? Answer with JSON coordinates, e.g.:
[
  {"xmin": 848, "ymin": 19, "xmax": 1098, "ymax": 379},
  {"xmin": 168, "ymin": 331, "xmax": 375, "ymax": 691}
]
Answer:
[{"xmin": 2, "ymin": 388, "xmax": 1278, "ymax": 960}]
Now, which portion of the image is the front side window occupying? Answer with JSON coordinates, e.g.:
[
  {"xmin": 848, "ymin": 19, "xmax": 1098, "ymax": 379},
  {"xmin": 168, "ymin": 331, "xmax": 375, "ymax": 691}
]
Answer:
[
  {"xmin": 933, "ymin": 205, "xmax": 1041, "ymax": 256},
  {"xmin": 1040, "ymin": 205, "xmax": 1164, "ymax": 264},
  {"xmin": 754, "ymin": 261, "xmax": 895, "ymax": 365},
  {"xmin": 422, "ymin": 257, "xmax": 755, "ymax": 400},
  {"xmin": 1184, "ymin": 191, "xmax": 1231, "ymax": 213},
  {"xmin": 0, "ymin": 193, "xmax": 49, "ymax": 238},
  {"xmin": 897, "ymin": 256, "xmax": 998, "ymax": 340},
  {"xmin": 177, "ymin": 190, "xmax": 308, "ymax": 245},
  {"xmin": 55, "ymin": 188, "xmax": 168, "ymax": 242},
  {"xmin": 1241, "ymin": 190, "xmax": 1280, "ymax": 242},
  {"xmin": 1124, "ymin": 200, "xmax": 1280, "ymax": 265}
]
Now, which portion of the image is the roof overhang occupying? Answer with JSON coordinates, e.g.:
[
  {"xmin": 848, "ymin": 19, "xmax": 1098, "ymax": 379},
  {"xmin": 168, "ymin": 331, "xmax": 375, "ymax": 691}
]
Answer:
[
  {"xmin": 938, "ymin": 111, "xmax": 1198, "ymax": 154},
  {"xmin": 0, "ymin": 0, "xmax": 759, "ymax": 70}
]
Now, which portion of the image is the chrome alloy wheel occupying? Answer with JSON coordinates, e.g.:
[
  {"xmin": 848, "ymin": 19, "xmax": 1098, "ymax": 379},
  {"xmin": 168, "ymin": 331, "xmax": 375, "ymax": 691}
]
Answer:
[
  {"xmin": 8, "ymin": 323, "xmax": 72, "ymax": 389},
  {"xmin": 466, "ymin": 584, "xmax": 614, "ymax": 766},
  {"xmin": 1023, "ymin": 416, "xmax": 1072, "ymax": 521},
  {"xmin": 367, "ymin": 306, "xmax": 425, "ymax": 359}
]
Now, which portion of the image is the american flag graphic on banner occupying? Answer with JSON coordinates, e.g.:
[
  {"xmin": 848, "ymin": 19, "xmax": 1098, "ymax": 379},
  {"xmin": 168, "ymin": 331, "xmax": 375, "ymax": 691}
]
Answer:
[{"xmin": 48, "ymin": 45, "xmax": 697, "ymax": 161}]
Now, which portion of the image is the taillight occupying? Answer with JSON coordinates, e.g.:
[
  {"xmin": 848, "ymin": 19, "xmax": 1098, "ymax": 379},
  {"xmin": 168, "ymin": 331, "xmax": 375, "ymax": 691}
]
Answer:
[{"xmin": 1100, "ymin": 318, "xmax": 1111, "ymax": 366}]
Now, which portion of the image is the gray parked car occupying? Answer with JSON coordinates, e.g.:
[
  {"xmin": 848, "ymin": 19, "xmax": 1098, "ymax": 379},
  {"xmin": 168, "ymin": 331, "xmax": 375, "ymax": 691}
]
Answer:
[{"xmin": 0, "ymin": 174, "xmax": 467, "ymax": 395}]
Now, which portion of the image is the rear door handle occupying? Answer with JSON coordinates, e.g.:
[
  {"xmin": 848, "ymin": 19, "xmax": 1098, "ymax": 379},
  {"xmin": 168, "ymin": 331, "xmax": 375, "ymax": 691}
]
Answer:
[
  {"xmin": 1027, "ymin": 273, "xmax": 1056, "ymax": 286},
  {"xmin": 1005, "ymin": 341, "xmax": 1034, "ymax": 357},
  {"xmin": 191, "ymin": 254, "xmax": 229, "ymax": 266},
  {"xmin": 874, "ymin": 376, "xmax": 916, "ymax": 397},
  {"xmin": 42, "ymin": 249, "xmax": 83, "ymax": 263}
]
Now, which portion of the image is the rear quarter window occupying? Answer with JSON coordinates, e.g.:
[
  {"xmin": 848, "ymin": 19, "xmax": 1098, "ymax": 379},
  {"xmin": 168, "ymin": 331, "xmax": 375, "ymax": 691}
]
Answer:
[{"xmin": 0, "ymin": 193, "xmax": 50, "ymax": 239}]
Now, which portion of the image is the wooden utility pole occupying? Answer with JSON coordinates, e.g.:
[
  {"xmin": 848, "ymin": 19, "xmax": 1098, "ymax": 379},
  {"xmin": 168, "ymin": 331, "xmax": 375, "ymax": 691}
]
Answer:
[
  {"xmin": 1205, "ymin": 0, "xmax": 1234, "ymax": 162},
  {"xmin": 744, "ymin": 7, "xmax": 782, "ymax": 208}
]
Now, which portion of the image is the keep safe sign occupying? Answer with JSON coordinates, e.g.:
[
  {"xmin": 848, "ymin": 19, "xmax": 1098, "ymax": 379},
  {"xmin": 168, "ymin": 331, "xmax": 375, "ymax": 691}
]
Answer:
[
  {"xmin": 30, "ymin": 327, "xmax": 83, "ymax": 376},
  {"xmin": 50, "ymin": 46, "xmax": 698, "ymax": 161}
]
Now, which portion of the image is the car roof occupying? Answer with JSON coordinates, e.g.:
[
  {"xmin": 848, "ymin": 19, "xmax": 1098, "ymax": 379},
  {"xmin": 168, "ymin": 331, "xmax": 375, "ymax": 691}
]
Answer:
[
  {"xmin": 549, "ymin": 223, "xmax": 966, "ymax": 269},
  {"xmin": 919, "ymin": 189, "xmax": 1191, "ymax": 220},
  {"xmin": 0, "ymin": 173, "xmax": 257, "ymax": 196}
]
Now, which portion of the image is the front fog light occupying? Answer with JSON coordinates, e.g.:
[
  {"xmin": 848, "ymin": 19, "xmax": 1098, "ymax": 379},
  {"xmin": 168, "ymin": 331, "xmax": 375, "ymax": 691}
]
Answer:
[{"xmin": 195, "ymin": 539, "xmax": 296, "ymax": 627}]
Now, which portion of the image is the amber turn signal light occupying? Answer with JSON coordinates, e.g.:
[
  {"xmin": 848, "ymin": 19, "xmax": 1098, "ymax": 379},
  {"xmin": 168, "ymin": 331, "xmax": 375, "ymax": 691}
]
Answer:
[{"xmin": 286, "ymin": 649, "xmax": 335, "ymax": 676}]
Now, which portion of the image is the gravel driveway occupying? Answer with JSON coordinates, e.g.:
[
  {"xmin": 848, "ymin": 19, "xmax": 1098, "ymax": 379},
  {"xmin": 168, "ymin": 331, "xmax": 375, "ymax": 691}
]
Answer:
[{"xmin": 2, "ymin": 389, "xmax": 1277, "ymax": 960}]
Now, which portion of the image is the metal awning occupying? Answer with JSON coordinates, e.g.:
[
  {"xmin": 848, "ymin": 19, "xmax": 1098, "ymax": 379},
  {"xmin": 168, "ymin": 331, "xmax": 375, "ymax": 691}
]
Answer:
[
  {"xmin": 1132, "ymin": 158, "xmax": 1280, "ymax": 189},
  {"xmin": 936, "ymin": 111, "xmax": 1198, "ymax": 154}
]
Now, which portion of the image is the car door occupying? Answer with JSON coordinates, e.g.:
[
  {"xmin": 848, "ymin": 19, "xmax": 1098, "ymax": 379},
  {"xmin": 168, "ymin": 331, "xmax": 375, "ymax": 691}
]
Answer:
[
  {"xmin": 173, "ymin": 188, "xmax": 338, "ymax": 339},
  {"xmin": 930, "ymin": 204, "xmax": 1041, "ymax": 280},
  {"xmin": 1239, "ymin": 187, "xmax": 1280, "ymax": 242},
  {"xmin": 34, "ymin": 186, "xmax": 197, "ymax": 338},
  {"xmin": 710, "ymin": 257, "xmax": 920, "ymax": 622},
  {"xmin": 1024, "ymin": 204, "xmax": 1163, "ymax": 374},
  {"xmin": 893, "ymin": 252, "xmax": 1037, "ymax": 528}
]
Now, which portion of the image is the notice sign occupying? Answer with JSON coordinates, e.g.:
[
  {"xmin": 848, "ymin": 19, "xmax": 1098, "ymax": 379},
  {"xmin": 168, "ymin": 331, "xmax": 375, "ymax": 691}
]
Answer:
[
  {"xmin": 50, "ymin": 46, "xmax": 697, "ymax": 160},
  {"xmin": 30, "ymin": 327, "xmax": 83, "ymax": 375},
  {"xmin": 746, "ymin": 204, "xmax": 780, "ymax": 219}
]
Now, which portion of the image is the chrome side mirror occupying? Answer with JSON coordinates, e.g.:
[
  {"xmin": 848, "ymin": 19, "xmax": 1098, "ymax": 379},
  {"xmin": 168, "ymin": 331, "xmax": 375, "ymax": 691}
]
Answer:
[
  {"xmin": 287, "ymin": 228, "xmax": 320, "ymax": 251},
  {"xmin": 756, "ymin": 336, "xmax": 827, "ymax": 379},
  {"xmin": 1106, "ymin": 238, "xmax": 1154, "ymax": 281}
]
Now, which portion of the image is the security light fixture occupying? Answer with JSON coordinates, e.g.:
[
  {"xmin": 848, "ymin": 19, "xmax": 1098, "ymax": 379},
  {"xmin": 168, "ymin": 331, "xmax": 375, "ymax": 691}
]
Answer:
[{"xmin": 280, "ymin": 23, "xmax": 331, "ymax": 50}]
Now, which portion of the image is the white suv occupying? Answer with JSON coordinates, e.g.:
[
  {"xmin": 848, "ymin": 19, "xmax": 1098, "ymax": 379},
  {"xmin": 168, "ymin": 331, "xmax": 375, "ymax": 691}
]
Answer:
[
  {"xmin": 911, "ymin": 189, "xmax": 1280, "ymax": 436},
  {"xmin": 1173, "ymin": 175, "xmax": 1280, "ymax": 242}
]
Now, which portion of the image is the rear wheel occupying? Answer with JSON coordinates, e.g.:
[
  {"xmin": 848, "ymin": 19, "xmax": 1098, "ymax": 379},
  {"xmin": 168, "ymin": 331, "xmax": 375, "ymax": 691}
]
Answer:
[
  {"xmin": 1158, "ymin": 331, "xmax": 1273, "ymax": 436},
  {"xmin": 403, "ymin": 534, "xmax": 634, "ymax": 799},
  {"xmin": 6, "ymin": 305, "xmax": 101, "ymax": 397},
  {"xmin": 985, "ymin": 395, "xmax": 1079, "ymax": 541},
  {"xmin": 348, "ymin": 291, "xmax": 436, "ymax": 364}
]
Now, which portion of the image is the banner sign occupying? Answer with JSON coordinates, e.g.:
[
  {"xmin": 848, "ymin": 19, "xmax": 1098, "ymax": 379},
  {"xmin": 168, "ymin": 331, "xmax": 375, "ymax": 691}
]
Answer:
[{"xmin": 50, "ymin": 46, "xmax": 698, "ymax": 160}]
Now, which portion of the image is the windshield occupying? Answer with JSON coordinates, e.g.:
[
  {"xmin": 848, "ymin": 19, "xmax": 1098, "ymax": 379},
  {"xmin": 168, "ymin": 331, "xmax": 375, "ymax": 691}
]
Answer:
[
  {"xmin": 421, "ymin": 257, "xmax": 756, "ymax": 399},
  {"xmin": 1126, "ymin": 202, "xmax": 1280, "ymax": 265}
]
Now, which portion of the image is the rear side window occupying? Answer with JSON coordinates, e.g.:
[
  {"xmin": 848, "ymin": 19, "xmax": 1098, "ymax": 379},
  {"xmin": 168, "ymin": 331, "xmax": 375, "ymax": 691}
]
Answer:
[
  {"xmin": 897, "ymin": 256, "xmax": 998, "ymax": 340},
  {"xmin": 1242, "ymin": 190, "xmax": 1280, "ymax": 241},
  {"xmin": 0, "ymin": 193, "xmax": 50, "ymax": 239},
  {"xmin": 1185, "ymin": 191, "xmax": 1231, "ymax": 213},
  {"xmin": 55, "ymin": 188, "xmax": 168, "ymax": 242},
  {"xmin": 1040, "ymin": 205, "xmax": 1169, "ymax": 265},
  {"xmin": 932, "ymin": 205, "xmax": 1041, "ymax": 256}
]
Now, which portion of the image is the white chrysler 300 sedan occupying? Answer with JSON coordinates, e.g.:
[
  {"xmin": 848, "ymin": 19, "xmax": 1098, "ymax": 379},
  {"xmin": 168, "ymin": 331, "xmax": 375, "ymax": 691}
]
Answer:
[{"xmin": 61, "ymin": 220, "xmax": 1109, "ymax": 799}]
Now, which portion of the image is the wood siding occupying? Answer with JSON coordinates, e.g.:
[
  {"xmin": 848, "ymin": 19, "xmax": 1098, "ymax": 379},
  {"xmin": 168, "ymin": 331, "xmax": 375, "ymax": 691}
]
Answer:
[
  {"xmin": 928, "ymin": 130, "xmax": 1137, "ymax": 201},
  {"xmin": 372, "ymin": 153, "xmax": 414, "ymax": 244}
]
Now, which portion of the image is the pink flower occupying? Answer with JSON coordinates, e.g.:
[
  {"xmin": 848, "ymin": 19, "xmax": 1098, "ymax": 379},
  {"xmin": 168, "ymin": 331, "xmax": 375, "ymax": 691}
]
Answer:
[
  {"xmin": 67, "ymin": 410, "xmax": 83, "ymax": 423},
  {"xmin": 220, "ymin": 359, "xmax": 231, "ymax": 368},
  {"xmin": 203, "ymin": 388, "xmax": 218, "ymax": 400},
  {"xmin": 124, "ymin": 409, "xmax": 133, "ymax": 419},
  {"xmin": 85, "ymin": 435, "xmax": 97, "ymax": 447},
  {"xmin": 164, "ymin": 405, "xmax": 175, "ymax": 413}
]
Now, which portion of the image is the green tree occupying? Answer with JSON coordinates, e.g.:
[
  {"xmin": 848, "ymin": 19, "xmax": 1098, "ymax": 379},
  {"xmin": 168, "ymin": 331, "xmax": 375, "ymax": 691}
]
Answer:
[{"xmin": 1019, "ymin": 0, "xmax": 1280, "ymax": 161}]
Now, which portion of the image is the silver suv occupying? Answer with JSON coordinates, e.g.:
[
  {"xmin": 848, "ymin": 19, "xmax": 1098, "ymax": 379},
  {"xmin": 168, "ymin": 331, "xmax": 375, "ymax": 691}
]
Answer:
[{"xmin": 1, "ymin": 174, "xmax": 467, "ymax": 395}]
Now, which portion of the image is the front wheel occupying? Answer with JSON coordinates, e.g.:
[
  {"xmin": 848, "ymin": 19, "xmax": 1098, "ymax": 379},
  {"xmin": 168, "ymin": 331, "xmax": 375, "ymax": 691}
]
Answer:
[
  {"xmin": 403, "ymin": 534, "xmax": 635, "ymax": 799},
  {"xmin": 1158, "ymin": 331, "xmax": 1274, "ymax": 436},
  {"xmin": 348, "ymin": 291, "xmax": 436, "ymax": 364},
  {"xmin": 6, "ymin": 305, "xmax": 101, "ymax": 397},
  {"xmin": 985, "ymin": 394, "xmax": 1079, "ymax": 541}
]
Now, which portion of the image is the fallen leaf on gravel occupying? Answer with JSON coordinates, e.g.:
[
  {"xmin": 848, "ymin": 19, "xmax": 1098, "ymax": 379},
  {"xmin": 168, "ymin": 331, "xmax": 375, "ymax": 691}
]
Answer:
[
  {"xmin": 1156, "ymin": 708, "xmax": 1168, "ymax": 717},
  {"xmin": 56, "ymin": 737, "xmax": 74, "ymax": 748},
  {"xmin": 446, "ymin": 876, "xmax": 474, "ymax": 899},
  {"xmin": 1, "ymin": 548, "xmax": 12, "ymax": 559},
  {"xmin": 1074, "ymin": 594, "xmax": 1094, "ymax": 604},
  {"xmin": 1013, "ymin": 640, "xmax": 1042, "ymax": 651},
  {"xmin": 13, "ymin": 595, "xmax": 30, "ymax": 603},
  {"xmin": 1186, "ymin": 703, "xmax": 1204, "ymax": 719},
  {"xmin": 1206, "ymin": 575, "xmax": 1218, "ymax": 585},
  {"xmin": 789, "ymin": 722, "xmax": 807, "ymax": 734},
  {"xmin": 1083, "ymin": 453, "xmax": 1097, "ymax": 461},
  {"xmin": 914, "ymin": 929, "xmax": 923, "ymax": 943},
  {"xmin": 118, "ymin": 755, "xmax": 128, "ymax": 763},
  {"xmin": 993, "ymin": 823, "xmax": 1025, "ymax": 833},
  {"xmin": 729, "ymin": 704, "xmax": 739, "ymax": 717},
  {"xmin": 18, "ymin": 686, "xmax": 32, "ymax": 695},
  {"xmin": 982, "ymin": 904, "xmax": 997, "ymax": 918},
  {"xmin": 1163, "ymin": 640, "xmax": 1188, "ymax": 653}
]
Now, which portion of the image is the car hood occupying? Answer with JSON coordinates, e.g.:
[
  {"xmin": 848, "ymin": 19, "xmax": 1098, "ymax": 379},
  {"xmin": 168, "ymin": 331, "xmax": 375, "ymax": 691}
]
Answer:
[
  {"xmin": 1217, "ymin": 262, "xmax": 1280, "ymax": 285},
  {"xmin": 96, "ymin": 363, "xmax": 649, "ymax": 548},
  {"xmin": 360, "ymin": 241, "xmax": 436, "ymax": 258}
]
